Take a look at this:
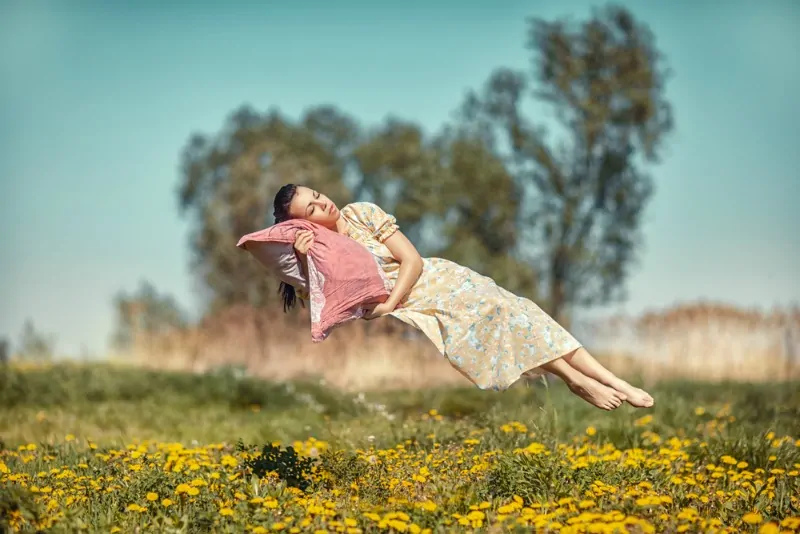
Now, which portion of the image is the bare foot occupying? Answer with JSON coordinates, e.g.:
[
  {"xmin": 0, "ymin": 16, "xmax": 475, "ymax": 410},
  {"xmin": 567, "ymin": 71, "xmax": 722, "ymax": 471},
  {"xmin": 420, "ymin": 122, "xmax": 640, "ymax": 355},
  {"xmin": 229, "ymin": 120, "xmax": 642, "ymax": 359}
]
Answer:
[
  {"xmin": 567, "ymin": 376, "xmax": 627, "ymax": 411},
  {"xmin": 608, "ymin": 378, "xmax": 654, "ymax": 408}
]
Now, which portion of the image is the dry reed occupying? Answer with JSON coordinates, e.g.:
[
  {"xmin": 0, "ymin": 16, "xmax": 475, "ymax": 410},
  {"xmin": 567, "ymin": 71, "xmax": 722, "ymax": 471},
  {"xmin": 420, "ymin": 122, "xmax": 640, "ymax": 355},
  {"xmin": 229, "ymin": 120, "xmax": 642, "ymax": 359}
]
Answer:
[{"xmin": 121, "ymin": 301, "xmax": 800, "ymax": 390}]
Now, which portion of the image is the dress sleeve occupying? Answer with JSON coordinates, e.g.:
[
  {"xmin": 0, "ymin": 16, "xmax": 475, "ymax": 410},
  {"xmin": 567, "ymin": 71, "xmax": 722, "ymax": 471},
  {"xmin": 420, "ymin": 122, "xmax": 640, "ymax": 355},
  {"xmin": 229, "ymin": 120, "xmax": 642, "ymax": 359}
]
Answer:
[{"xmin": 347, "ymin": 202, "xmax": 399, "ymax": 243}]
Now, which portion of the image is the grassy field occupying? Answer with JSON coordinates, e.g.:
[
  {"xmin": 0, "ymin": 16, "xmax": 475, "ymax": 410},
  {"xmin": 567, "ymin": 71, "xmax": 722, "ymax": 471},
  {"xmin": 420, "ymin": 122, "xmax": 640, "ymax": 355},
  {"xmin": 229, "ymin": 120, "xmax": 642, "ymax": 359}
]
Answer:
[{"xmin": 1, "ymin": 362, "xmax": 799, "ymax": 533}]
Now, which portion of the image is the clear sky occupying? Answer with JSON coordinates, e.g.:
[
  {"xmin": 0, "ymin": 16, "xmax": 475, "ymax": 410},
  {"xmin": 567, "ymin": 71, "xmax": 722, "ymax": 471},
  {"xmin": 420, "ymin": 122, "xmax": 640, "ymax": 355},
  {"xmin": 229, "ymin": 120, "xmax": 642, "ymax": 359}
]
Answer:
[{"xmin": 1, "ymin": 0, "xmax": 798, "ymax": 356}]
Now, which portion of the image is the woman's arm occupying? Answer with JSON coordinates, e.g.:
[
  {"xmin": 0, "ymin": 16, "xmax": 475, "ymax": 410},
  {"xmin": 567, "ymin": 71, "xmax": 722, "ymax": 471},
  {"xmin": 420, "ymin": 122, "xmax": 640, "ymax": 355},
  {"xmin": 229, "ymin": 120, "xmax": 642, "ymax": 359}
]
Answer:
[{"xmin": 380, "ymin": 230, "xmax": 424, "ymax": 310}]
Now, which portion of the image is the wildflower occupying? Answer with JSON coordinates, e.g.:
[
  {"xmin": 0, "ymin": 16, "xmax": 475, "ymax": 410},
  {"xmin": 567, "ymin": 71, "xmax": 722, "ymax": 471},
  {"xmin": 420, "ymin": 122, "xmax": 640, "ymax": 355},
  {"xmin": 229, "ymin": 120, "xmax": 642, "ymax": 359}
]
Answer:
[
  {"xmin": 634, "ymin": 415, "xmax": 653, "ymax": 426},
  {"xmin": 146, "ymin": 492, "xmax": 158, "ymax": 501},
  {"xmin": 742, "ymin": 512, "xmax": 763, "ymax": 525}
]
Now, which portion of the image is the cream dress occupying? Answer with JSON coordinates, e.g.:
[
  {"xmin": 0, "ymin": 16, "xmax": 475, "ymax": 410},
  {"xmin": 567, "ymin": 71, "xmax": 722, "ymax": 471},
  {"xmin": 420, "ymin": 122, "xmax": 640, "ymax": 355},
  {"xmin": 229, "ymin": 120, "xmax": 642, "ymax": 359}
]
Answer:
[{"xmin": 329, "ymin": 202, "xmax": 582, "ymax": 391}]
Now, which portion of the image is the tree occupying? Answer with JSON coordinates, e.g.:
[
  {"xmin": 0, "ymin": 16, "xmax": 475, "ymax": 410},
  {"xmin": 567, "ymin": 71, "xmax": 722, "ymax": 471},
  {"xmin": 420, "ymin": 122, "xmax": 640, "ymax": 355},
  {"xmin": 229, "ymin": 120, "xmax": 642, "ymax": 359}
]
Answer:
[
  {"xmin": 111, "ymin": 280, "xmax": 187, "ymax": 352},
  {"xmin": 176, "ymin": 4, "xmax": 671, "ymax": 320},
  {"xmin": 457, "ymin": 4, "xmax": 673, "ymax": 321},
  {"xmin": 178, "ymin": 105, "xmax": 356, "ymax": 314},
  {"xmin": 179, "ymin": 105, "xmax": 541, "ymax": 313},
  {"xmin": 16, "ymin": 320, "xmax": 56, "ymax": 361},
  {"xmin": 354, "ymin": 119, "xmax": 539, "ymax": 296}
]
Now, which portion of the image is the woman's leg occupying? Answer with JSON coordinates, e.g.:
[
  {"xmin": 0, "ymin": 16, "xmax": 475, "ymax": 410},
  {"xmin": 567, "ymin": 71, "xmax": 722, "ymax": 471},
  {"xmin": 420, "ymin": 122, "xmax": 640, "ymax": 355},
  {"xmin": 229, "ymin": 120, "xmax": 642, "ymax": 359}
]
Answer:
[
  {"xmin": 538, "ymin": 353, "xmax": 627, "ymax": 411},
  {"xmin": 563, "ymin": 347, "xmax": 654, "ymax": 408}
]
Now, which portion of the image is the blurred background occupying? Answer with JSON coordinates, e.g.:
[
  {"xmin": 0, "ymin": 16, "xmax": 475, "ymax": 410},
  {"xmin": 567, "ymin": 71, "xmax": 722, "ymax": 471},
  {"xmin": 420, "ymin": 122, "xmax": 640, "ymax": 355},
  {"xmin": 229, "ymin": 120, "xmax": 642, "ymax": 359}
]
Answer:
[{"xmin": 1, "ymin": 0, "xmax": 798, "ymax": 390}]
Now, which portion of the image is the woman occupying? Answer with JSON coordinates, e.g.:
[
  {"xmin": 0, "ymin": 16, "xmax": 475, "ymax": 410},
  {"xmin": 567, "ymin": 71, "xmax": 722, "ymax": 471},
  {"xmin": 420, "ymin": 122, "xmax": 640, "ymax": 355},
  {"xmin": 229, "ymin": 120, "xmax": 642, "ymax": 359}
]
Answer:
[{"xmin": 273, "ymin": 183, "xmax": 654, "ymax": 411}]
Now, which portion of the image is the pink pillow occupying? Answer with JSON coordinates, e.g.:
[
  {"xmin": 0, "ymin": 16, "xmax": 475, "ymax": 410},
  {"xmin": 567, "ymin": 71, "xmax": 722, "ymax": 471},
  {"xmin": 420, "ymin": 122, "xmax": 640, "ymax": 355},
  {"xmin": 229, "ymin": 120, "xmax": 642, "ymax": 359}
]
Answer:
[{"xmin": 236, "ymin": 220, "xmax": 392, "ymax": 342}]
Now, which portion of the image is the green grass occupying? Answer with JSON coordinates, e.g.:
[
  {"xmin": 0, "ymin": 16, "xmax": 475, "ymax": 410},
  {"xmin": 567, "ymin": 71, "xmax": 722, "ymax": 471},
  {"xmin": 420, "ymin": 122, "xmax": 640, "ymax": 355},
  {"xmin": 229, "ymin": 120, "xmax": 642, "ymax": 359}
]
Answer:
[{"xmin": 1, "ymin": 362, "xmax": 799, "ymax": 533}]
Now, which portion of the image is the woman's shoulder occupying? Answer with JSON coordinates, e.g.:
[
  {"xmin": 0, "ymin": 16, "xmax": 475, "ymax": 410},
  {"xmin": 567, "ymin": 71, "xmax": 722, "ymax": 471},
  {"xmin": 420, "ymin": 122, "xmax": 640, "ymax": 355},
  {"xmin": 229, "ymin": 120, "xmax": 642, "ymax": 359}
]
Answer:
[
  {"xmin": 342, "ymin": 201, "xmax": 380, "ymax": 212},
  {"xmin": 341, "ymin": 201, "xmax": 385, "ymax": 220}
]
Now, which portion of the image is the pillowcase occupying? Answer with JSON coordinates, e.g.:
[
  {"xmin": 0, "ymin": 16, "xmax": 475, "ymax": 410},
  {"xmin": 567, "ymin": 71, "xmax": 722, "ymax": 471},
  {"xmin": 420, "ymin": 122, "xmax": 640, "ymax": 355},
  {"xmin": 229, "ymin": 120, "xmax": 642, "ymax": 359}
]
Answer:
[{"xmin": 236, "ymin": 219, "xmax": 392, "ymax": 342}]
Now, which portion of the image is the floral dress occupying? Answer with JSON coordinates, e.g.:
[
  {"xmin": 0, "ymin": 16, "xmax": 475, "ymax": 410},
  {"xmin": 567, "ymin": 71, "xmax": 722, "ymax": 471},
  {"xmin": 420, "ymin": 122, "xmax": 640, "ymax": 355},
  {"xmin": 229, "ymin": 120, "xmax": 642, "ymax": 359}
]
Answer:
[{"xmin": 337, "ymin": 202, "xmax": 583, "ymax": 391}]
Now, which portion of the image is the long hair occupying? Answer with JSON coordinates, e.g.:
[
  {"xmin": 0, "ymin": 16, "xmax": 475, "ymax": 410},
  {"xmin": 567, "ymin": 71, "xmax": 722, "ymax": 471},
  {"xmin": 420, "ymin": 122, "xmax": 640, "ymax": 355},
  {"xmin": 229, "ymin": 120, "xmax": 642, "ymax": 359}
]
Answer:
[{"xmin": 272, "ymin": 183, "xmax": 303, "ymax": 312}]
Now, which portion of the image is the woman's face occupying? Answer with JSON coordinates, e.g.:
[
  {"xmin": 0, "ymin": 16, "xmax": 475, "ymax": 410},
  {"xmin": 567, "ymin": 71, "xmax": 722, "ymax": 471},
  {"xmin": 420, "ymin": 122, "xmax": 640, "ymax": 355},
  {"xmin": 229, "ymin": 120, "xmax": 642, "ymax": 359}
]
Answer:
[{"xmin": 288, "ymin": 186, "xmax": 340, "ymax": 226}]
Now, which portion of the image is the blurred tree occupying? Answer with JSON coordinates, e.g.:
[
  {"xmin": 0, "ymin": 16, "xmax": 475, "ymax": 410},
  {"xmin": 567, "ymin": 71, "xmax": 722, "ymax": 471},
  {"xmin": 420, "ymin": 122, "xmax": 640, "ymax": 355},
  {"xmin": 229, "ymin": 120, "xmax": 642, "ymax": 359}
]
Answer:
[
  {"xmin": 0, "ymin": 337, "xmax": 8, "ymax": 364},
  {"xmin": 176, "ymin": 4, "xmax": 672, "ymax": 320},
  {"xmin": 16, "ymin": 320, "xmax": 55, "ymax": 361},
  {"xmin": 111, "ymin": 280, "xmax": 187, "ymax": 352},
  {"xmin": 354, "ymin": 119, "xmax": 539, "ymax": 296},
  {"xmin": 457, "ymin": 4, "xmax": 673, "ymax": 321},
  {"xmin": 178, "ymin": 105, "xmax": 355, "ymax": 314}
]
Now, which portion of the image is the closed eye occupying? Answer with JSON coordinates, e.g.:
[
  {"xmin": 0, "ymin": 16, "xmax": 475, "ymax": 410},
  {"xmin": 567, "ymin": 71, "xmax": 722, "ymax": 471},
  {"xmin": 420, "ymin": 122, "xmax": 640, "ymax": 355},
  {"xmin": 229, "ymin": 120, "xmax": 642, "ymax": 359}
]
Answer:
[{"xmin": 307, "ymin": 191, "xmax": 321, "ymax": 215}]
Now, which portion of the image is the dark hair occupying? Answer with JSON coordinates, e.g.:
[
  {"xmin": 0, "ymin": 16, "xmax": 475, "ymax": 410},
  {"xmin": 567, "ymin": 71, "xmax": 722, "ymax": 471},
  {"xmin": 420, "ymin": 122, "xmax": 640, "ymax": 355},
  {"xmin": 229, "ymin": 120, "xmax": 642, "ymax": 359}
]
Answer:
[{"xmin": 273, "ymin": 183, "xmax": 304, "ymax": 313}]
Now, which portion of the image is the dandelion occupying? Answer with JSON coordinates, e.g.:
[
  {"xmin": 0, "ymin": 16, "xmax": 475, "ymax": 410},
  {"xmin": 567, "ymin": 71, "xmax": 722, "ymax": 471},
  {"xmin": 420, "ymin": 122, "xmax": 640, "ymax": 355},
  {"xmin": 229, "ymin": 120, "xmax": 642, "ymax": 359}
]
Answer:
[
  {"xmin": 742, "ymin": 512, "xmax": 763, "ymax": 525},
  {"xmin": 634, "ymin": 414, "xmax": 653, "ymax": 426}
]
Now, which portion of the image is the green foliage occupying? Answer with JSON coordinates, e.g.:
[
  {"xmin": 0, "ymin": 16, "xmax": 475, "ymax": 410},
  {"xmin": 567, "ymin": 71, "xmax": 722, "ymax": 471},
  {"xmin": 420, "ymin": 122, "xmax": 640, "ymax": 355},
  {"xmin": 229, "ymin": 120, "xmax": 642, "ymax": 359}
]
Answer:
[
  {"xmin": 0, "ymin": 363, "xmax": 366, "ymax": 420},
  {"xmin": 0, "ymin": 484, "xmax": 41, "ymax": 532},
  {"xmin": 241, "ymin": 442, "xmax": 316, "ymax": 491}
]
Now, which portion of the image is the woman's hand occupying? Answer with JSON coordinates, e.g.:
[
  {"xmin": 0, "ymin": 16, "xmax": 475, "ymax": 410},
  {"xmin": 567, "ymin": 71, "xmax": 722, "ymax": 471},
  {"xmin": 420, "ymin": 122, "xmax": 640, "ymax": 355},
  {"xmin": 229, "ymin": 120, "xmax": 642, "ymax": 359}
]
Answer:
[
  {"xmin": 363, "ymin": 302, "xmax": 396, "ymax": 320},
  {"xmin": 293, "ymin": 230, "xmax": 314, "ymax": 255}
]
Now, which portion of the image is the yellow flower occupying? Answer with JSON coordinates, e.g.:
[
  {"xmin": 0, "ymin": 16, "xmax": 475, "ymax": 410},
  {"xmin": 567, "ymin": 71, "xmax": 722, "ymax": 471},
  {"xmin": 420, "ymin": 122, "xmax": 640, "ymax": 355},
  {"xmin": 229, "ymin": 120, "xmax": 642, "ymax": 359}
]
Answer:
[
  {"xmin": 219, "ymin": 507, "xmax": 234, "ymax": 517},
  {"xmin": 742, "ymin": 512, "xmax": 763, "ymax": 525},
  {"xmin": 586, "ymin": 426, "xmax": 597, "ymax": 436},
  {"xmin": 634, "ymin": 414, "xmax": 653, "ymax": 426},
  {"xmin": 146, "ymin": 492, "xmax": 158, "ymax": 501},
  {"xmin": 694, "ymin": 407, "xmax": 705, "ymax": 415},
  {"xmin": 758, "ymin": 523, "xmax": 780, "ymax": 534},
  {"xmin": 161, "ymin": 498, "xmax": 173, "ymax": 507},
  {"xmin": 417, "ymin": 500, "xmax": 437, "ymax": 512},
  {"xmin": 387, "ymin": 519, "xmax": 408, "ymax": 532}
]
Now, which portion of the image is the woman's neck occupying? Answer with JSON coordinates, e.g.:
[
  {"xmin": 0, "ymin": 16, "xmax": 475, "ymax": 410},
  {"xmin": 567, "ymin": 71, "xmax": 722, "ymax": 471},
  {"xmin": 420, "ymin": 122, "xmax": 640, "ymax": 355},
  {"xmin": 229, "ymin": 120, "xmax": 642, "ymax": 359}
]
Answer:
[{"xmin": 334, "ymin": 216, "xmax": 348, "ymax": 234}]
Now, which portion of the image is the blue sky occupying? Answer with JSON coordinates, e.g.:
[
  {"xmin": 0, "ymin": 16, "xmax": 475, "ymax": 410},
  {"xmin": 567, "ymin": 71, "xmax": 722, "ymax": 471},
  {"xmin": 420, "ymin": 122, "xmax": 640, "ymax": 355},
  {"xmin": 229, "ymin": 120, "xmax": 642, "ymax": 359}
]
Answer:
[{"xmin": 1, "ymin": 0, "xmax": 798, "ymax": 355}]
